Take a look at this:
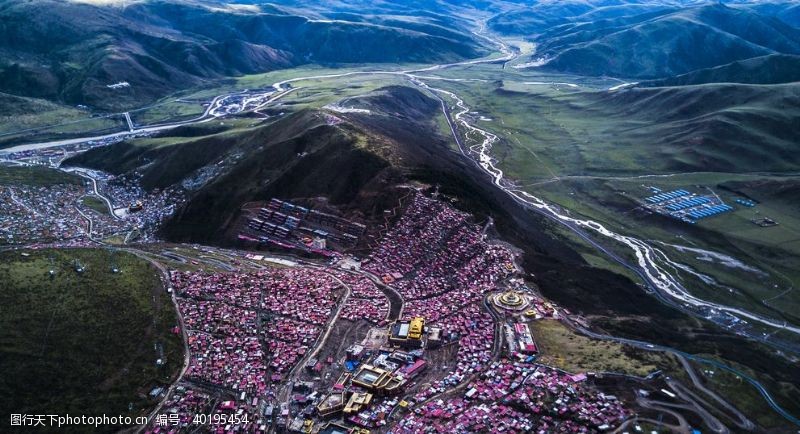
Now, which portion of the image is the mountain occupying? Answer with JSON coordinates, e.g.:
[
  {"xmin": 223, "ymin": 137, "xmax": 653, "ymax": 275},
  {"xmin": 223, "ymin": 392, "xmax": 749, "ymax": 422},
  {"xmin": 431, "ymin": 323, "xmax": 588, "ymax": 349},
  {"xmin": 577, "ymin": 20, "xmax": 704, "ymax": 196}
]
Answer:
[
  {"xmin": 749, "ymin": 1, "xmax": 800, "ymax": 28},
  {"xmin": 488, "ymin": 1, "xmax": 678, "ymax": 35},
  {"xmin": 644, "ymin": 54, "xmax": 800, "ymax": 86},
  {"xmin": 65, "ymin": 86, "xmax": 451, "ymax": 241},
  {"xmin": 496, "ymin": 3, "xmax": 800, "ymax": 80},
  {"xmin": 0, "ymin": 0, "xmax": 486, "ymax": 111},
  {"xmin": 64, "ymin": 86, "xmax": 800, "ymax": 421},
  {"xmin": 583, "ymin": 83, "xmax": 800, "ymax": 172}
]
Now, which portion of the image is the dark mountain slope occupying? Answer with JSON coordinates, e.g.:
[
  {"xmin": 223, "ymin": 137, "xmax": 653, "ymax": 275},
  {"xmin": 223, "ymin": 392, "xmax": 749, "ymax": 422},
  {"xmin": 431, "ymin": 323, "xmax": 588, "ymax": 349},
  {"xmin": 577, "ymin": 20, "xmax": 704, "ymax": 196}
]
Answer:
[
  {"xmin": 750, "ymin": 2, "xmax": 800, "ymax": 29},
  {"xmin": 538, "ymin": 4, "xmax": 800, "ymax": 79},
  {"xmin": 644, "ymin": 54, "xmax": 800, "ymax": 86},
  {"xmin": 492, "ymin": 2, "xmax": 800, "ymax": 81},
  {"xmin": 0, "ymin": 0, "xmax": 485, "ymax": 110},
  {"xmin": 488, "ymin": 1, "xmax": 676, "ymax": 36}
]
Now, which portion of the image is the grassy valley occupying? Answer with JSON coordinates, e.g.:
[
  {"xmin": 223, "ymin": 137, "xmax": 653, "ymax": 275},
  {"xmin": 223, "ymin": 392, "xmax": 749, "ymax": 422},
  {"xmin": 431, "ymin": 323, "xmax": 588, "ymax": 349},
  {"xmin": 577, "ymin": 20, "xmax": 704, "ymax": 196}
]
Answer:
[
  {"xmin": 424, "ymin": 72, "xmax": 800, "ymax": 325},
  {"xmin": 0, "ymin": 0, "xmax": 488, "ymax": 111}
]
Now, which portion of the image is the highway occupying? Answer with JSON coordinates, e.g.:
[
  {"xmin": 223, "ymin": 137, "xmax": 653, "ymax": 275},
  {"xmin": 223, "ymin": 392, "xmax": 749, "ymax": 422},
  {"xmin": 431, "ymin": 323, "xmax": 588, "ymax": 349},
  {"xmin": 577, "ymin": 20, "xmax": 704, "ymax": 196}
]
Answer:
[{"xmin": 0, "ymin": 93, "xmax": 229, "ymax": 154}]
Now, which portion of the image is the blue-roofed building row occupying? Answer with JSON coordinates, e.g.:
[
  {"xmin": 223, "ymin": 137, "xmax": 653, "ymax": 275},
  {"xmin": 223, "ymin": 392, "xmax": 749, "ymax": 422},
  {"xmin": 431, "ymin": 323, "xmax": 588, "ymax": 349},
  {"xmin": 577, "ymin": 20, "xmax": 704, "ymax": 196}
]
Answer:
[
  {"xmin": 687, "ymin": 204, "xmax": 733, "ymax": 220},
  {"xmin": 645, "ymin": 189, "xmax": 690, "ymax": 203},
  {"xmin": 665, "ymin": 197, "xmax": 710, "ymax": 211}
]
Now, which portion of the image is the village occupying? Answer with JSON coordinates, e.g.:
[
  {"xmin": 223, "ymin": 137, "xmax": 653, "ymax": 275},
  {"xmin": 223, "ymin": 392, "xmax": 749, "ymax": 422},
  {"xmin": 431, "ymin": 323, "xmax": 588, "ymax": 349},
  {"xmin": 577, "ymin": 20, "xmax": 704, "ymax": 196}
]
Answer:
[
  {"xmin": 143, "ymin": 192, "xmax": 632, "ymax": 433},
  {"xmin": 3, "ymin": 146, "xmax": 645, "ymax": 434},
  {"xmin": 0, "ymin": 163, "xmax": 183, "ymax": 245}
]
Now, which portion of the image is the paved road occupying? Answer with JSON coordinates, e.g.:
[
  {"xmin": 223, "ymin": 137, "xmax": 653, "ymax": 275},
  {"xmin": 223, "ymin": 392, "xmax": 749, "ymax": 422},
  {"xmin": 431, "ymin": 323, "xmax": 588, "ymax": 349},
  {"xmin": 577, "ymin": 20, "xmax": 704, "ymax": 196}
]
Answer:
[
  {"xmin": 7, "ymin": 187, "xmax": 41, "ymax": 216},
  {"xmin": 560, "ymin": 315, "xmax": 800, "ymax": 427},
  {"xmin": 0, "ymin": 94, "xmax": 228, "ymax": 154},
  {"xmin": 128, "ymin": 249, "xmax": 191, "ymax": 433},
  {"xmin": 65, "ymin": 168, "xmax": 118, "ymax": 219},
  {"xmin": 677, "ymin": 355, "xmax": 755, "ymax": 430}
]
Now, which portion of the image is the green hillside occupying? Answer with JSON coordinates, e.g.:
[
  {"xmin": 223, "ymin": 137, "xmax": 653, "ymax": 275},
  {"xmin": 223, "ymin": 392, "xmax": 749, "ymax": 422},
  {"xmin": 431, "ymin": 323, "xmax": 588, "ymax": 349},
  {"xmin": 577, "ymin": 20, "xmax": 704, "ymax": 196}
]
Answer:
[
  {"xmin": 0, "ymin": 249, "xmax": 182, "ymax": 432},
  {"xmin": 489, "ymin": 80, "xmax": 800, "ymax": 176}
]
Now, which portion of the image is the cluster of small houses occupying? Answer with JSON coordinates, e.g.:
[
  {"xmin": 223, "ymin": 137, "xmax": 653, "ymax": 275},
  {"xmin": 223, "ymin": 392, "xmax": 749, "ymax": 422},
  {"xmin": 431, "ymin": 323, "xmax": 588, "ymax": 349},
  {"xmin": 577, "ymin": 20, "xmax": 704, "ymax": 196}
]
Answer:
[
  {"xmin": 178, "ymin": 300, "xmax": 258, "ymax": 337},
  {"xmin": 0, "ymin": 184, "xmax": 107, "ymax": 244},
  {"xmin": 407, "ymin": 303, "xmax": 497, "ymax": 400},
  {"xmin": 171, "ymin": 268, "xmax": 343, "ymax": 378},
  {"xmin": 0, "ymin": 172, "xmax": 182, "ymax": 245},
  {"xmin": 358, "ymin": 193, "xmax": 513, "ymax": 394},
  {"xmin": 145, "ymin": 386, "xmax": 214, "ymax": 433},
  {"xmin": 150, "ymin": 268, "xmax": 348, "ymax": 432},
  {"xmin": 147, "ymin": 193, "xmax": 631, "ymax": 433},
  {"xmin": 100, "ymin": 174, "xmax": 185, "ymax": 237},
  {"xmin": 396, "ymin": 359, "xmax": 628, "ymax": 433},
  {"xmin": 185, "ymin": 333, "xmax": 267, "ymax": 394},
  {"xmin": 332, "ymin": 270, "xmax": 391, "ymax": 325},
  {"xmin": 363, "ymin": 194, "xmax": 517, "ymax": 325}
]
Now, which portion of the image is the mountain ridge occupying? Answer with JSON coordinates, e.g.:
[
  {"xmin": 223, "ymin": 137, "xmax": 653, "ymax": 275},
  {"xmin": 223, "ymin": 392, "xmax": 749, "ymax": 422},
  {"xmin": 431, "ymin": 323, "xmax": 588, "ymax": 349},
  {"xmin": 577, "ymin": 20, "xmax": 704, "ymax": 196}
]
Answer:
[{"xmin": 0, "ymin": 0, "xmax": 486, "ymax": 110}]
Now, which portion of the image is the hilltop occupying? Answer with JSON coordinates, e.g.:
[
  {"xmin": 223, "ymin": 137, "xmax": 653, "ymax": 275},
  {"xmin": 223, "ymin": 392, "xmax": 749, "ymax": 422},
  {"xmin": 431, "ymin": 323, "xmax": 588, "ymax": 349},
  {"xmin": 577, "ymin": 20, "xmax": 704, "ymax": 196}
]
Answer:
[{"xmin": 66, "ymin": 86, "xmax": 452, "ymax": 241}]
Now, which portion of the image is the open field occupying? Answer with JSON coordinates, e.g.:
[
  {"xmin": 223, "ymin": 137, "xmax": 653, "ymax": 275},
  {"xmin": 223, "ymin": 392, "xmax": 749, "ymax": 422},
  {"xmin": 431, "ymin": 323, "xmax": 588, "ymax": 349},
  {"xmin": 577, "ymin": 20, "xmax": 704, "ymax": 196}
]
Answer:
[
  {"xmin": 81, "ymin": 195, "xmax": 109, "ymax": 214},
  {"xmin": 0, "ymin": 165, "xmax": 83, "ymax": 186},
  {"xmin": 0, "ymin": 248, "xmax": 182, "ymax": 431},
  {"xmin": 530, "ymin": 320, "xmax": 673, "ymax": 377}
]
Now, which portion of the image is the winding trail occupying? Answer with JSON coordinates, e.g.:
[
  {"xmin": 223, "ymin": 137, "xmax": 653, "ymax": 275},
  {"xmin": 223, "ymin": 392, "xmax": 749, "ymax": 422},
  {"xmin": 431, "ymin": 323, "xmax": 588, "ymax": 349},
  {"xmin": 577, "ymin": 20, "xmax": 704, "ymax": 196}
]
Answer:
[
  {"xmin": 65, "ymin": 168, "xmax": 118, "ymax": 218},
  {"xmin": 676, "ymin": 355, "xmax": 756, "ymax": 430}
]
